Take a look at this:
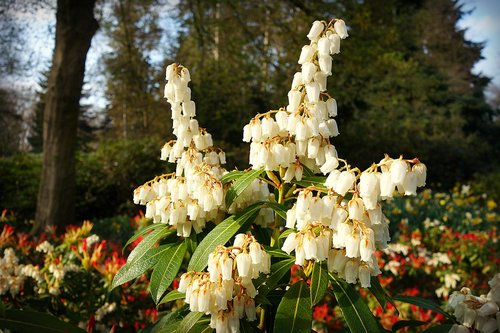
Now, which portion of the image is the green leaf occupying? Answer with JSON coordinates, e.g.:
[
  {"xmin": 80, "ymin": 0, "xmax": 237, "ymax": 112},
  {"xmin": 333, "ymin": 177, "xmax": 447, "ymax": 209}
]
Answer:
[
  {"xmin": 391, "ymin": 320, "xmax": 426, "ymax": 332},
  {"xmin": 369, "ymin": 276, "xmax": 399, "ymax": 313},
  {"xmin": 255, "ymin": 294, "xmax": 272, "ymax": 306},
  {"xmin": 292, "ymin": 176, "xmax": 327, "ymax": 188},
  {"xmin": 151, "ymin": 241, "xmax": 188, "ymax": 304},
  {"xmin": 392, "ymin": 296, "xmax": 452, "ymax": 319},
  {"xmin": 273, "ymin": 280, "xmax": 312, "ymax": 333},
  {"xmin": 112, "ymin": 244, "xmax": 172, "ymax": 288},
  {"xmin": 158, "ymin": 290, "xmax": 186, "ymax": 306},
  {"xmin": 266, "ymin": 202, "xmax": 287, "ymax": 220},
  {"xmin": 310, "ymin": 261, "xmax": 328, "ymax": 305},
  {"xmin": 177, "ymin": 312, "xmax": 204, "ymax": 333},
  {"xmin": 420, "ymin": 324, "xmax": 454, "ymax": 333},
  {"xmin": 151, "ymin": 305, "xmax": 189, "ymax": 333},
  {"xmin": 225, "ymin": 168, "xmax": 263, "ymax": 207},
  {"xmin": 301, "ymin": 164, "xmax": 315, "ymax": 177},
  {"xmin": 220, "ymin": 170, "xmax": 245, "ymax": 184},
  {"xmin": 127, "ymin": 225, "xmax": 172, "ymax": 263},
  {"xmin": 0, "ymin": 309, "xmax": 86, "ymax": 333},
  {"xmin": 189, "ymin": 324, "xmax": 213, "ymax": 333},
  {"xmin": 123, "ymin": 223, "xmax": 166, "ymax": 252},
  {"xmin": 188, "ymin": 203, "xmax": 263, "ymax": 272},
  {"xmin": 254, "ymin": 258, "xmax": 294, "ymax": 297},
  {"xmin": 278, "ymin": 228, "xmax": 295, "ymax": 240},
  {"xmin": 240, "ymin": 320, "xmax": 258, "ymax": 333},
  {"xmin": 329, "ymin": 273, "xmax": 382, "ymax": 333},
  {"xmin": 263, "ymin": 246, "xmax": 292, "ymax": 258}
]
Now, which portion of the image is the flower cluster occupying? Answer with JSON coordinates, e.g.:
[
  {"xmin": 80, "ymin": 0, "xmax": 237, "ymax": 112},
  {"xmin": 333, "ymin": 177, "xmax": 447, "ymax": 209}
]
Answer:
[
  {"xmin": 243, "ymin": 20, "xmax": 348, "ymax": 177},
  {"xmin": 447, "ymin": 274, "xmax": 500, "ymax": 333},
  {"xmin": 134, "ymin": 64, "xmax": 227, "ymax": 237},
  {"xmin": 0, "ymin": 248, "xmax": 29, "ymax": 296},
  {"xmin": 178, "ymin": 234, "xmax": 270, "ymax": 333},
  {"xmin": 134, "ymin": 63, "xmax": 274, "ymax": 236},
  {"xmin": 281, "ymin": 155, "xmax": 426, "ymax": 288}
]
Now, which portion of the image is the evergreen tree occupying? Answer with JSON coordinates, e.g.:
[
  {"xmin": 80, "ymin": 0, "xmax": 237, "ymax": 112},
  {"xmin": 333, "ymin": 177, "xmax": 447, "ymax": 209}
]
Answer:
[{"xmin": 102, "ymin": 0, "xmax": 169, "ymax": 140}]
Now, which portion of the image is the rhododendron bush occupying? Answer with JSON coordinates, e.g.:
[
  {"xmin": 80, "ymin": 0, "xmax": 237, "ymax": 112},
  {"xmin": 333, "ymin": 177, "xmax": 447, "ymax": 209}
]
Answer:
[
  {"xmin": 0, "ymin": 215, "xmax": 156, "ymax": 332},
  {"xmin": 110, "ymin": 18, "xmax": 458, "ymax": 333}
]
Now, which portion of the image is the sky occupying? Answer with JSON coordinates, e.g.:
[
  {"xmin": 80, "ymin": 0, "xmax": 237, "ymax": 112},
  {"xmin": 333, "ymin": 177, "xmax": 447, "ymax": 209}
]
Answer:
[
  {"xmin": 2, "ymin": 0, "xmax": 500, "ymax": 111},
  {"xmin": 458, "ymin": 0, "xmax": 500, "ymax": 88}
]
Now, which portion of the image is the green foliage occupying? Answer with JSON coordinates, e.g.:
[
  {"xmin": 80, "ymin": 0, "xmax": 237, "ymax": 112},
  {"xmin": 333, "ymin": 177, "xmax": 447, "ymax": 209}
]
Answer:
[
  {"xmin": 273, "ymin": 281, "xmax": 312, "ymax": 333},
  {"xmin": 0, "ymin": 308, "xmax": 86, "ymax": 333},
  {"xmin": 330, "ymin": 273, "xmax": 383, "ymax": 333},
  {"xmin": 187, "ymin": 203, "xmax": 263, "ymax": 272},
  {"xmin": 0, "ymin": 153, "xmax": 41, "ymax": 220}
]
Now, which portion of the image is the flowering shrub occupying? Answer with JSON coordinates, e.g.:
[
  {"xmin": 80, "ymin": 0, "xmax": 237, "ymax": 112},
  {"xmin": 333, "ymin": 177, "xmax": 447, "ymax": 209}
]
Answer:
[
  {"xmin": 0, "ymin": 213, "xmax": 155, "ymax": 332},
  {"xmin": 106, "ymin": 18, "xmax": 475, "ymax": 333},
  {"xmin": 308, "ymin": 186, "xmax": 498, "ymax": 332}
]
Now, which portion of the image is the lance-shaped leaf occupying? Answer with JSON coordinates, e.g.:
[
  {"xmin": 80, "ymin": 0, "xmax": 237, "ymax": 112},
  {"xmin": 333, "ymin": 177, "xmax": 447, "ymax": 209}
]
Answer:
[
  {"xmin": 273, "ymin": 280, "xmax": 312, "ymax": 333},
  {"xmin": 112, "ymin": 244, "xmax": 173, "ymax": 288},
  {"xmin": 393, "ymin": 295, "xmax": 453, "ymax": 319},
  {"xmin": 329, "ymin": 273, "xmax": 382, "ymax": 333},
  {"xmin": 177, "ymin": 312, "xmax": 204, "ymax": 333},
  {"xmin": 0, "ymin": 309, "xmax": 86, "ymax": 333},
  {"xmin": 266, "ymin": 202, "xmax": 287, "ymax": 220},
  {"xmin": 262, "ymin": 246, "xmax": 293, "ymax": 258},
  {"xmin": 158, "ymin": 289, "xmax": 186, "ymax": 306},
  {"xmin": 150, "ymin": 241, "xmax": 188, "ymax": 304},
  {"xmin": 127, "ymin": 224, "xmax": 172, "ymax": 263},
  {"xmin": 369, "ymin": 276, "xmax": 398, "ymax": 314},
  {"xmin": 391, "ymin": 320, "xmax": 426, "ymax": 332},
  {"xmin": 225, "ymin": 167, "xmax": 263, "ymax": 207},
  {"xmin": 292, "ymin": 176, "xmax": 327, "ymax": 188},
  {"xmin": 188, "ymin": 203, "xmax": 263, "ymax": 272},
  {"xmin": 220, "ymin": 170, "xmax": 245, "ymax": 184},
  {"xmin": 254, "ymin": 258, "xmax": 294, "ymax": 296},
  {"xmin": 310, "ymin": 261, "xmax": 328, "ymax": 305},
  {"xmin": 123, "ymin": 223, "xmax": 166, "ymax": 253}
]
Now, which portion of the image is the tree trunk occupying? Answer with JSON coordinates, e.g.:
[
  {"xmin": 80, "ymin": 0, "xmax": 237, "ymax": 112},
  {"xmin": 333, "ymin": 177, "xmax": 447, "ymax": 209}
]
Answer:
[{"xmin": 34, "ymin": 0, "xmax": 98, "ymax": 233}]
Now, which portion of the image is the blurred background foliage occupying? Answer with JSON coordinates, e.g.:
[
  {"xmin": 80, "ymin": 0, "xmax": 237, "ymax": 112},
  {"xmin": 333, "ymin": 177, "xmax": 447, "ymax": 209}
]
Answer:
[{"xmin": 0, "ymin": 0, "xmax": 498, "ymax": 224}]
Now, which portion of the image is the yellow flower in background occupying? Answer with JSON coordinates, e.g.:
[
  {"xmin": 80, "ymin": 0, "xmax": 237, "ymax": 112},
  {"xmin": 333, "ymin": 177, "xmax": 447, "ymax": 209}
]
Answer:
[{"xmin": 487, "ymin": 200, "xmax": 497, "ymax": 211}]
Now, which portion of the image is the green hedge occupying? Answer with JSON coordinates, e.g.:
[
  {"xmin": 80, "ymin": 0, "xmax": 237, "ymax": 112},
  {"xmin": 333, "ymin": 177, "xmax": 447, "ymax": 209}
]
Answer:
[{"xmin": 0, "ymin": 138, "xmax": 171, "ymax": 222}]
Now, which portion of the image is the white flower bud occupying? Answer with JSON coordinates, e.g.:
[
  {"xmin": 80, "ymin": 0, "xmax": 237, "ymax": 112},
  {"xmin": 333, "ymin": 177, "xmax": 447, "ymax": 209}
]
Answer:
[
  {"xmin": 303, "ymin": 233, "xmax": 318, "ymax": 260},
  {"xmin": 234, "ymin": 295, "xmax": 245, "ymax": 318},
  {"xmin": 236, "ymin": 253, "xmax": 252, "ymax": 277},
  {"xmin": 328, "ymin": 33, "xmax": 341, "ymax": 54},
  {"xmin": 301, "ymin": 62, "xmax": 317, "ymax": 83},
  {"xmin": 332, "ymin": 250, "xmax": 348, "ymax": 273},
  {"xmin": 319, "ymin": 55, "xmax": 332, "ymax": 75},
  {"xmin": 313, "ymin": 71, "xmax": 327, "ymax": 91},
  {"xmin": 288, "ymin": 90, "xmax": 302, "ymax": 113},
  {"xmin": 275, "ymin": 110, "xmax": 288, "ymax": 131},
  {"xmin": 345, "ymin": 232, "xmax": 360, "ymax": 258},
  {"xmin": 221, "ymin": 256, "xmax": 233, "ymax": 280},
  {"xmin": 291, "ymin": 72, "xmax": 304, "ymax": 89},
  {"xmin": 359, "ymin": 264, "xmax": 371, "ymax": 288},
  {"xmin": 326, "ymin": 98, "xmax": 337, "ymax": 117},
  {"xmin": 334, "ymin": 170, "xmax": 356, "ymax": 196},
  {"xmin": 463, "ymin": 308, "xmax": 476, "ymax": 328},
  {"xmin": 412, "ymin": 162, "xmax": 427, "ymax": 187},
  {"xmin": 334, "ymin": 19, "xmax": 348, "ymax": 39},
  {"xmin": 298, "ymin": 45, "xmax": 315, "ymax": 64},
  {"xmin": 245, "ymin": 298, "xmax": 257, "ymax": 321},
  {"xmin": 318, "ymin": 36, "xmax": 331, "ymax": 56},
  {"xmin": 380, "ymin": 172, "xmax": 395, "ymax": 199},
  {"xmin": 306, "ymin": 82, "xmax": 321, "ymax": 103},
  {"xmin": 327, "ymin": 119, "xmax": 339, "ymax": 136},
  {"xmin": 390, "ymin": 159, "xmax": 408, "ymax": 185},
  {"xmin": 307, "ymin": 21, "xmax": 324, "ymax": 41},
  {"xmin": 477, "ymin": 301, "xmax": 499, "ymax": 316},
  {"xmin": 344, "ymin": 260, "xmax": 358, "ymax": 284},
  {"xmin": 403, "ymin": 171, "xmax": 418, "ymax": 195}
]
